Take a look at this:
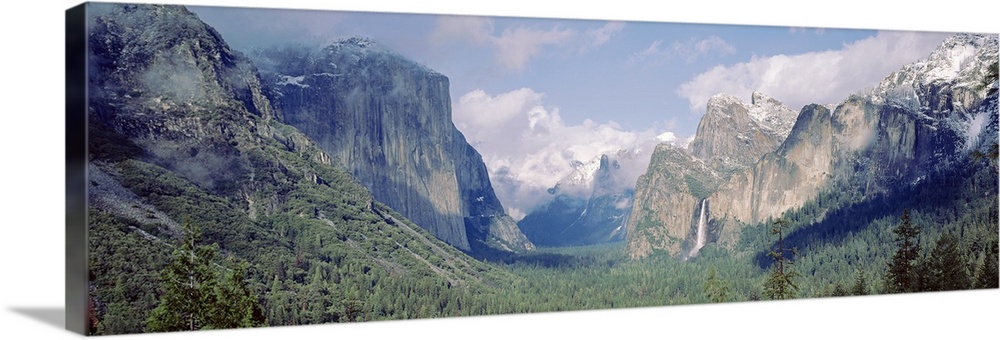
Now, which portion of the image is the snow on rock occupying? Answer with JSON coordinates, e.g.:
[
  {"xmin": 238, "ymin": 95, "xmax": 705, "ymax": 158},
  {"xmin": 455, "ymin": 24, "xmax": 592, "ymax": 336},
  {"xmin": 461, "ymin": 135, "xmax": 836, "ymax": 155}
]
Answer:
[{"xmin": 276, "ymin": 75, "xmax": 309, "ymax": 87}]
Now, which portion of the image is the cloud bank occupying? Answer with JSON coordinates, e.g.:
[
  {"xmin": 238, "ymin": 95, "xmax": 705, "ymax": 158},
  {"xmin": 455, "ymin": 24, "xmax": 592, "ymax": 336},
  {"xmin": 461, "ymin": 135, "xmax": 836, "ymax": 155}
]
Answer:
[
  {"xmin": 677, "ymin": 31, "xmax": 950, "ymax": 112},
  {"xmin": 453, "ymin": 88, "xmax": 670, "ymax": 220}
]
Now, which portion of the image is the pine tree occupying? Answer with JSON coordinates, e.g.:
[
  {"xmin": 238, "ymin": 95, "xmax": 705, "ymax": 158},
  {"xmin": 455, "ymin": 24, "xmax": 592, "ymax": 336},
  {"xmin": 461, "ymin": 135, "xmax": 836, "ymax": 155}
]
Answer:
[
  {"xmin": 925, "ymin": 233, "xmax": 970, "ymax": 291},
  {"xmin": 342, "ymin": 299, "xmax": 363, "ymax": 322},
  {"xmin": 851, "ymin": 269, "xmax": 869, "ymax": 296},
  {"xmin": 973, "ymin": 241, "xmax": 999, "ymax": 289},
  {"xmin": 763, "ymin": 218, "xmax": 799, "ymax": 300},
  {"xmin": 703, "ymin": 266, "xmax": 730, "ymax": 303},
  {"xmin": 265, "ymin": 276, "xmax": 292, "ymax": 326},
  {"xmin": 146, "ymin": 222, "xmax": 219, "ymax": 332},
  {"xmin": 146, "ymin": 223, "xmax": 264, "ymax": 332},
  {"xmin": 831, "ymin": 283, "xmax": 848, "ymax": 297},
  {"xmin": 884, "ymin": 209, "xmax": 920, "ymax": 294},
  {"xmin": 212, "ymin": 258, "xmax": 266, "ymax": 329}
]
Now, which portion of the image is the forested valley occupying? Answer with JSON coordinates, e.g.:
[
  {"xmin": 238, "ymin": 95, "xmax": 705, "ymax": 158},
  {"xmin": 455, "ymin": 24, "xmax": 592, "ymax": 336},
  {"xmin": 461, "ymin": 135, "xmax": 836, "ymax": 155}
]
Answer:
[{"xmin": 87, "ymin": 150, "xmax": 998, "ymax": 334}]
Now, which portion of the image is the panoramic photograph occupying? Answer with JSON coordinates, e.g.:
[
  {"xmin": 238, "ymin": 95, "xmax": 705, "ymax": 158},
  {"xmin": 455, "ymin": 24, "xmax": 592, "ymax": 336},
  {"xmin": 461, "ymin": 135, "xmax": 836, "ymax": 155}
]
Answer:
[{"xmin": 73, "ymin": 1, "xmax": 997, "ymax": 336}]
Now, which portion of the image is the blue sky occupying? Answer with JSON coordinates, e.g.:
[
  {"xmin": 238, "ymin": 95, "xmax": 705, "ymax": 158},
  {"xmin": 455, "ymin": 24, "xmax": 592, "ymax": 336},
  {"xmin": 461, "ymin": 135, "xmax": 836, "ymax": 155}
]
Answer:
[{"xmin": 189, "ymin": 5, "xmax": 951, "ymax": 218}]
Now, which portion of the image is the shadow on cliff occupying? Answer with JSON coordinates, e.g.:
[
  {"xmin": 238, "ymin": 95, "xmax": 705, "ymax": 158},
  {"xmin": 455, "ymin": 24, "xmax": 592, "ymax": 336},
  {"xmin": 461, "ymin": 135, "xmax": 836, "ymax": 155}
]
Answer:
[{"xmin": 751, "ymin": 159, "xmax": 997, "ymax": 269}]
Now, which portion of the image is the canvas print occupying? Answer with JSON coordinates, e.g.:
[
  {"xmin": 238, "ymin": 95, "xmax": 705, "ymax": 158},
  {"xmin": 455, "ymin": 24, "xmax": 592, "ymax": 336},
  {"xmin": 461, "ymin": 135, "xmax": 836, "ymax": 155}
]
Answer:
[{"xmin": 67, "ymin": 1, "xmax": 999, "ymax": 336}]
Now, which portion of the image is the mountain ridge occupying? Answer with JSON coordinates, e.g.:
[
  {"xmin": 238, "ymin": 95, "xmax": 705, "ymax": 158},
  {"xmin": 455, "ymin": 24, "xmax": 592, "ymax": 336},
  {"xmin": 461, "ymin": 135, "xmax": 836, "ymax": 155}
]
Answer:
[{"xmin": 627, "ymin": 33, "xmax": 999, "ymax": 259}]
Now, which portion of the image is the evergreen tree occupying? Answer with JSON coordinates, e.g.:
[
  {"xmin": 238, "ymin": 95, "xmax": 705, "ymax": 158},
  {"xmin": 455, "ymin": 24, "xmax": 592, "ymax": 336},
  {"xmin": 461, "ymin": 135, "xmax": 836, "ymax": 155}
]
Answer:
[
  {"xmin": 973, "ymin": 241, "xmax": 999, "ymax": 289},
  {"xmin": 212, "ymin": 258, "xmax": 266, "ymax": 328},
  {"xmin": 703, "ymin": 266, "xmax": 730, "ymax": 303},
  {"xmin": 146, "ymin": 223, "xmax": 265, "ymax": 332},
  {"xmin": 884, "ymin": 209, "xmax": 921, "ymax": 294},
  {"xmin": 831, "ymin": 283, "xmax": 848, "ymax": 297},
  {"xmin": 763, "ymin": 219, "xmax": 799, "ymax": 300},
  {"xmin": 925, "ymin": 233, "xmax": 970, "ymax": 291},
  {"xmin": 265, "ymin": 275, "xmax": 290, "ymax": 326},
  {"xmin": 147, "ymin": 222, "xmax": 219, "ymax": 332},
  {"xmin": 341, "ymin": 299, "xmax": 363, "ymax": 322},
  {"xmin": 851, "ymin": 269, "xmax": 869, "ymax": 296}
]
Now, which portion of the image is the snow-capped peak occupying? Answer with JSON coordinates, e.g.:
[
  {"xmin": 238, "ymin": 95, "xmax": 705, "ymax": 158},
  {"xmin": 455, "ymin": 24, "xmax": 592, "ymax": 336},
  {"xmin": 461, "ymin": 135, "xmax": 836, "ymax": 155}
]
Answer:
[
  {"xmin": 874, "ymin": 33, "xmax": 998, "ymax": 96},
  {"xmin": 566, "ymin": 156, "xmax": 604, "ymax": 187},
  {"xmin": 322, "ymin": 35, "xmax": 441, "ymax": 76},
  {"xmin": 747, "ymin": 91, "xmax": 797, "ymax": 137},
  {"xmin": 705, "ymin": 91, "xmax": 798, "ymax": 138}
]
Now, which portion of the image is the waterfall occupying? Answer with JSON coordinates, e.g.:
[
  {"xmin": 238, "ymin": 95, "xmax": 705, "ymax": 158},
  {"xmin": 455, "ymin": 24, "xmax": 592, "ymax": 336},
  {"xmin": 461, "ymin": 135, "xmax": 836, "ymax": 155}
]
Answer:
[{"xmin": 688, "ymin": 199, "xmax": 708, "ymax": 258}]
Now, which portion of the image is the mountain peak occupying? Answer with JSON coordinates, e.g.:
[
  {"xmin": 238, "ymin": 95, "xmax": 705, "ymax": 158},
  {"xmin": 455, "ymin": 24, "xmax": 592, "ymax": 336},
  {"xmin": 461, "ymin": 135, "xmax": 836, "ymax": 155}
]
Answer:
[
  {"xmin": 873, "ymin": 33, "xmax": 998, "ymax": 96},
  {"xmin": 321, "ymin": 36, "xmax": 441, "ymax": 76},
  {"xmin": 707, "ymin": 93, "xmax": 743, "ymax": 109},
  {"xmin": 751, "ymin": 91, "xmax": 768, "ymax": 105},
  {"xmin": 746, "ymin": 92, "xmax": 797, "ymax": 137},
  {"xmin": 703, "ymin": 92, "xmax": 797, "ymax": 138}
]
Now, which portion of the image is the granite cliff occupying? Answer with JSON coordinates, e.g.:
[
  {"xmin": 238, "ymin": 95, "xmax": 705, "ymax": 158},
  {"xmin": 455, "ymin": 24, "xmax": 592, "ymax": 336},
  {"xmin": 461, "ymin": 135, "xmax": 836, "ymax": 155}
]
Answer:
[
  {"xmin": 627, "ymin": 33, "xmax": 999, "ymax": 259},
  {"xmin": 252, "ymin": 41, "xmax": 533, "ymax": 253},
  {"xmin": 626, "ymin": 92, "xmax": 797, "ymax": 258}
]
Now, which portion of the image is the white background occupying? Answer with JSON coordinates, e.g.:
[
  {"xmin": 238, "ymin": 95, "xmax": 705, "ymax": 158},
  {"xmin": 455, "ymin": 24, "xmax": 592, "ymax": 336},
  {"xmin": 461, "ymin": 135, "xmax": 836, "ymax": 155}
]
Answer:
[{"xmin": 0, "ymin": 0, "xmax": 997, "ymax": 339}]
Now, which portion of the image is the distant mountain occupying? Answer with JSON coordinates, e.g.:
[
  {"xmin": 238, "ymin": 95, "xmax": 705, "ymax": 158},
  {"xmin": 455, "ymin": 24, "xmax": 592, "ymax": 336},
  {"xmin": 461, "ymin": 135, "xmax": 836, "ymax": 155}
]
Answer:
[
  {"xmin": 518, "ymin": 153, "xmax": 635, "ymax": 247},
  {"xmin": 249, "ymin": 39, "xmax": 533, "ymax": 254},
  {"xmin": 627, "ymin": 33, "xmax": 999, "ymax": 259}
]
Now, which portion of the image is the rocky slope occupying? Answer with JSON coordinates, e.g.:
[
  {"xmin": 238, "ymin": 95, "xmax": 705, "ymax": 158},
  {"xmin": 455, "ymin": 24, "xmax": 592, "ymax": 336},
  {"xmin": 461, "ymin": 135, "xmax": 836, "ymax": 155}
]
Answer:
[
  {"xmin": 627, "ymin": 33, "xmax": 999, "ymax": 259},
  {"xmin": 251, "ymin": 40, "xmax": 533, "ymax": 253},
  {"xmin": 625, "ymin": 93, "xmax": 797, "ymax": 258}
]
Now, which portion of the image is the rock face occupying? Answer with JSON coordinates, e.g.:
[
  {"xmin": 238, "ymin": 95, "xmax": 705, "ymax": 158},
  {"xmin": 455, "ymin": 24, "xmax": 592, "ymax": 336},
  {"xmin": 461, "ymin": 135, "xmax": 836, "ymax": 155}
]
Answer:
[
  {"xmin": 625, "ymin": 93, "xmax": 796, "ymax": 258},
  {"xmin": 88, "ymin": 3, "xmax": 278, "ymax": 192},
  {"xmin": 689, "ymin": 92, "xmax": 798, "ymax": 170},
  {"xmin": 518, "ymin": 154, "xmax": 634, "ymax": 247},
  {"xmin": 254, "ymin": 41, "xmax": 533, "ymax": 253},
  {"xmin": 712, "ymin": 33, "xmax": 998, "ymax": 228},
  {"xmin": 627, "ymin": 33, "xmax": 999, "ymax": 259},
  {"xmin": 626, "ymin": 145, "xmax": 719, "ymax": 258}
]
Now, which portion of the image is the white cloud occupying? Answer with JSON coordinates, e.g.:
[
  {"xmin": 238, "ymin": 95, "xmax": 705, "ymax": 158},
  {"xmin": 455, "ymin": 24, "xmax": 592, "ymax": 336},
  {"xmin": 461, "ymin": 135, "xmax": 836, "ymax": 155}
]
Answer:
[
  {"xmin": 676, "ymin": 31, "xmax": 950, "ymax": 113},
  {"xmin": 430, "ymin": 15, "xmax": 494, "ymax": 45},
  {"xmin": 453, "ymin": 88, "xmax": 670, "ymax": 218},
  {"xmin": 585, "ymin": 21, "xmax": 626, "ymax": 49},
  {"xmin": 431, "ymin": 16, "xmax": 576, "ymax": 71},
  {"xmin": 432, "ymin": 18, "xmax": 626, "ymax": 71},
  {"xmin": 629, "ymin": 35, "xmax": 736, "ymax": 64},
  {"xmin": 493, "ymin": 27, "xmax": 576, "ymax": 70},
  {"xmin": 656, "ymin": 131, "xmax": 678, "ymax": 143},
  {"xmin": 629, "ymin": 40, "xmax": 666, "ymax": 64},
  {"xmin": 691, "ymin": 36, "xmax": 737, "ymax": 57}
]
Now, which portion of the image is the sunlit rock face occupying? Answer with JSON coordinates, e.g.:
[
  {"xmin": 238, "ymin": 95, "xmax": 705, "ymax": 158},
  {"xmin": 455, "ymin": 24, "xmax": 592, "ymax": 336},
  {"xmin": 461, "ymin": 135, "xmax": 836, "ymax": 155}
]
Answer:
[
  {"xmin": 628, "ymin": 34, "xmax": 999, "ymax": 259},
  {"xmin": 626, "ymin": 93, "xmax": 795, "ymax": 259}
]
